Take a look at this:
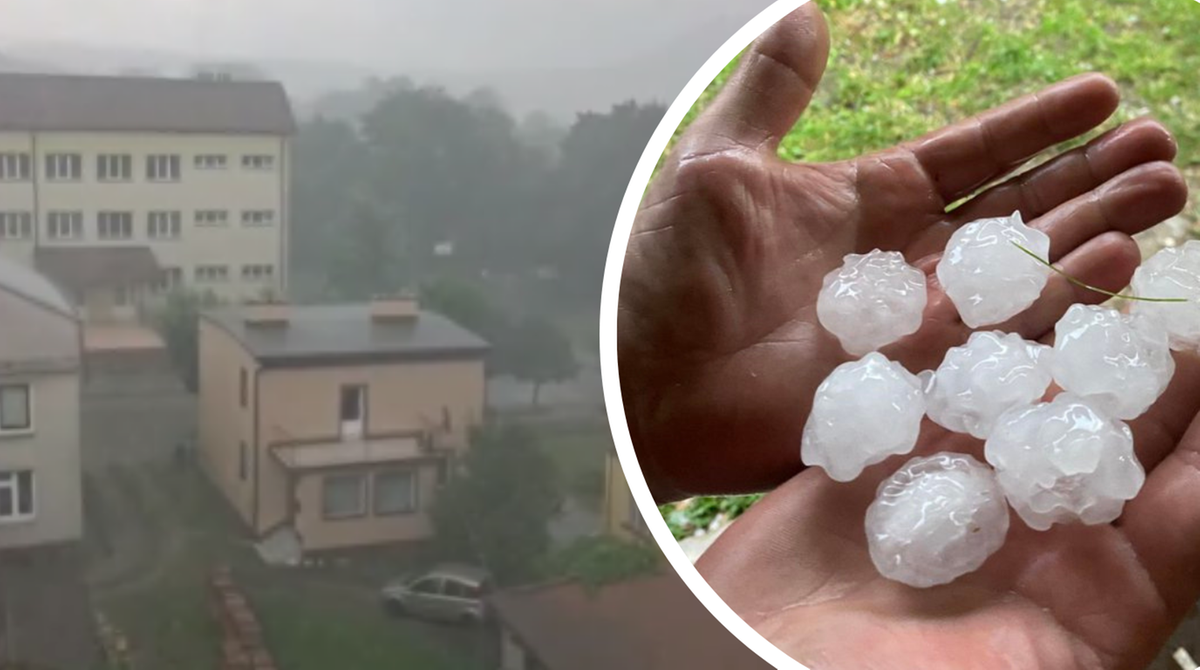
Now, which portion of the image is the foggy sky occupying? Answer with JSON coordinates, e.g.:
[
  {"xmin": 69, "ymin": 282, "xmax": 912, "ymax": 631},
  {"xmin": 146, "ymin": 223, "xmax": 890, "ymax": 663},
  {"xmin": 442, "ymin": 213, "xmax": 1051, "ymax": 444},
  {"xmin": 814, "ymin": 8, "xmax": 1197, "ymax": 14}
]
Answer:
[{"xmin": 0, "ymin": 0, "xmax": 772, "ymax": 71}]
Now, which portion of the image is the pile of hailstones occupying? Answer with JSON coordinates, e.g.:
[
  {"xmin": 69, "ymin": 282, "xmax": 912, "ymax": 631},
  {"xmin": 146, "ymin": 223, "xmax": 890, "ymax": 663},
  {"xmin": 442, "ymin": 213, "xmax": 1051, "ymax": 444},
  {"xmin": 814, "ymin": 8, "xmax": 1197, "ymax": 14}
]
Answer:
[{"xmin": 802, "ymin": 210, "xmax": 1200, "ymax": 588}]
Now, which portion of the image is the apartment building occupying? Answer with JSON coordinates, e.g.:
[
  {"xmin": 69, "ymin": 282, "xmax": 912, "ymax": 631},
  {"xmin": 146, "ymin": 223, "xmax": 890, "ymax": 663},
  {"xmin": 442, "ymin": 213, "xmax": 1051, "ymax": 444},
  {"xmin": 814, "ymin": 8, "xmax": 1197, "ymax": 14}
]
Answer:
[
  {"xmin": 197, "ymin": 296, "xmax": 488, "ymax": 553},
  {"xmin": 0, "ymin": 256, "xmax": 83, "ymax": 550},
  {"xmin": 0, "ymin": 72, "xmax": 294, "ymax": 322}
]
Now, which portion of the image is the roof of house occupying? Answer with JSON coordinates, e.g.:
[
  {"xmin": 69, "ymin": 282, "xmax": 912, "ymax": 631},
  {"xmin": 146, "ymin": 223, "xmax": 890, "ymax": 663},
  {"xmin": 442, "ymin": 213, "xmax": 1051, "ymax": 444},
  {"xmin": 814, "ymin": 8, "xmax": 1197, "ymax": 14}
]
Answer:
[
  {"xmin": 489, "ymin": 572, "xmax": 773, "ymax": 670},
  {"xmin": 0, "ymin": 252, "xmax": 76, "ymax": 318},
  {"xmin": 34, "ymin": 246, "xmax": 162, "ymax": 292},
  {"xmin": 204, "ymin": 304, "xmax": 490, "ymax": 366},
  {"xmin": 0, "ymin": 72, "xmax": 296, "ymax": 134}
]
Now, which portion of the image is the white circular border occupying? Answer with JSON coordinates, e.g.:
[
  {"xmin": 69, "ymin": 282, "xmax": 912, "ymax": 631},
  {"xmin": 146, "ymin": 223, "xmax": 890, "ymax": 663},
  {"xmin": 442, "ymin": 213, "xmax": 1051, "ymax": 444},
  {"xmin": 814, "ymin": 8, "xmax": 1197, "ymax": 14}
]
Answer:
[{"xmin": 598, "ymin": 1, "xmax": 813, "ymax": 668}]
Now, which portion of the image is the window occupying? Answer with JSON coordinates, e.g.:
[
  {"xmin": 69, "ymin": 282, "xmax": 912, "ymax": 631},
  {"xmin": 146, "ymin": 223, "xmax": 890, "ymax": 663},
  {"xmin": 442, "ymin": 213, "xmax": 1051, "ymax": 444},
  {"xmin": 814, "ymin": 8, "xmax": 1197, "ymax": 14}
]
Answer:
[
  {"xmin": 146, "ymin": 154, "xmax": 181, "ymax": 181},
  {"xmin": 0, "ymin": 212, "xmax": 32, "ymax": 240},
  {"xmin": 242, "ymin": 154, "xmax": 275, "ymax": 170},
  {"xmin": 322, "ymin": 473, "xmax": 366, "ymax": 519},
  {"xmin": 0, "ymin": 471, "xmax": 34, "ymax": 521},
  {"xmin": 0, "ymin": 153, "xmax": 31, "ymax": 181},
  {"xmin": 409, "ymin": 578, "xmax": 442, "ymax": 595},
  {"xmin": 147, "ymin": 211, "xmax": 182, "ymax": 239},
  {"xmin": 241, "ymin": 210, "xmax": 275, "ymax": 227},
  {"xmin": 238, "ymin": 442, "xmax": 248, "ymax": 481},
  {"xmin": 195, "ymin": 210, "xmax": 229, "ymax": 226},
  {"xmin": 0, "ymin": 385, "xmax": 30, "ymax": 433},
  {"xmin": 47, "ymin": 211, "xmax": 83, "ymax": 240},
  {"xmin": 45, "ymin": 153, "xmax": 81, "ymax": 181},
  {"xmin": 97, "ymin": 154, "xmax": 132, "ymax": 181},
  {"xmin": 340, "ymin": 386, "xmax": 365, "ymax": 438},
  {"xmin": 195, "ymin": 265, "xmax": 229, "ymax": 283},
  {"xmin": 373, "ymin": 470, "xmax": 417, "ymax": 515},
  {"xmin": 239, "ymin": 368, "xmax": 247, "ymax": 408},
  {"xmin": 241, "ymin": 264, "xmax": 274, "ymax": 282},
  {"xmin": 151, "ymin": 267, "xmax": 183, "ymax": 293},
  {"xmin": 98, "ymin": 211, "xmax": 133, "ymax": 239},
  {"xmin": 114, "ymin": 285, "xmax": 131, "ymax": 307},
  {"xmin": 194, "ymin": 154, "xmax": 227, "ymax": 170}
]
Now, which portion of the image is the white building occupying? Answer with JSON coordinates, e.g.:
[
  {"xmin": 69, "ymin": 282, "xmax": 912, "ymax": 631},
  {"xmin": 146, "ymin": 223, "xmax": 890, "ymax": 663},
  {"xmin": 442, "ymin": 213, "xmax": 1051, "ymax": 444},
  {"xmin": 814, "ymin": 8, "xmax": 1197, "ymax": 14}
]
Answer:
[{"xmin": 0, "ymin": 72, "xmax": 295, "ymax": 322}]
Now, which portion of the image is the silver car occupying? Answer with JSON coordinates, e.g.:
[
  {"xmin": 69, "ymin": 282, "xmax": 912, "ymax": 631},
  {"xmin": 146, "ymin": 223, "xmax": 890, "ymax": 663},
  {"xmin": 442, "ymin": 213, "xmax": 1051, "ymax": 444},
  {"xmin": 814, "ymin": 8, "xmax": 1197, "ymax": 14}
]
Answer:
[{"xmin": 380, "ymin": 563, "xmax": 492, "ymax": 624}]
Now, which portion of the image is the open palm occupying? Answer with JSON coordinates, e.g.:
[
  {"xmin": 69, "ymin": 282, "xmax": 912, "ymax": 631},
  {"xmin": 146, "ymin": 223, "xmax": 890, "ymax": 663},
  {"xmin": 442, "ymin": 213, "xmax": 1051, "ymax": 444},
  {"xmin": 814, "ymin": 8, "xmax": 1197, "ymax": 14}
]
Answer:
[
  {"xmin": 617, "ymin": 3, "xmax": 1199, "ymax": 668},
  {"xmin": 618, "ymin": 3, "xmax": 1186, "ymax": 501}
]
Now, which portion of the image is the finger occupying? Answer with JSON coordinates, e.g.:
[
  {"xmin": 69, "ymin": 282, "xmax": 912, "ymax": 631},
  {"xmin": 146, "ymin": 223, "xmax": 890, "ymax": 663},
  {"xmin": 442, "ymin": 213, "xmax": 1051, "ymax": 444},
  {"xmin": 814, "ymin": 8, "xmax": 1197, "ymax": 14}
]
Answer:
[
  {"xmin": 1034, "ymin": 161, "xmax": 1188, "ymax": 261},
  {"xmin": 906, "ymin": 73, "xmax": 1120, "ymax": 204},
  {"xmin": 996, "ymin": 231, "xmax": 1141, "ymax": 340},
  {"xmin": 1116, "ymin": 408, "xmax": 1200, "ymax": 618},
  {"xmin": 1127, "ymin": 353, "xmax": 1200, "ymax": 469},
  {"xmin": 951, "ymin": 117, "xmax": 1178, "ymax": 224},
  {"xmin": 684, "ymin": 2, "xmax": 830, "ymax": 154}
]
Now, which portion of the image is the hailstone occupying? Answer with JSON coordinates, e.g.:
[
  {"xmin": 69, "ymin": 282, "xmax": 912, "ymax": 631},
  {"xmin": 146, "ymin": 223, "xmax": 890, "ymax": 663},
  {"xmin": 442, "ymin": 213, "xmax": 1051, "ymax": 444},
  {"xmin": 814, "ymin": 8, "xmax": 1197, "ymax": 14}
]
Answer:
[
  {"xmin": 1130, "ymin": 240, "xmax": 1200, "ymax": 352},
  {"xmin": 816, "ymin": 249, "xmax": 928, "ymax": 355},
  {"xmin": 984, "ymin": 393, "xmax": 1144, "ymax": 530},
  {"xmin": 922, "ymin": 331, "xmax": 1053, "ymax": 439},
  {"xmin": 865, "ymin": 452, "xmax": 1009, "ymax": 588},
  {"xmin": 1050, "ymin": 304, "xmax": 1174, "ymax": 420},
  {"xmin": 936, "ymin": 211, "xmax": 1052, "ymax": 328},
  {"xmin": 801, "ymin": 352, "xmax": 925, "ymax": 482}
]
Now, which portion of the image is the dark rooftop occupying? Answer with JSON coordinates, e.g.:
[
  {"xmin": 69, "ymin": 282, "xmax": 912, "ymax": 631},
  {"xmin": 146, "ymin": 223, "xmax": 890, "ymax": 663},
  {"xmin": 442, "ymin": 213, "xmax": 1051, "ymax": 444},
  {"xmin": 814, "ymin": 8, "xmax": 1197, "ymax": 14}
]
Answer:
[
  {"xmin": 204, "ymin": 303, "xmax": 489, "ymax": 366},
  {"xmin": 489, "ymin": 572, "xmax": 773, "ymax": 670},
  {"xmin": 35, "ymin": 245, "xmax": 162, "ymax": 292},
  {"xmin": 0, "ymin": 72, "xmax": 296, "ymax": 134}
]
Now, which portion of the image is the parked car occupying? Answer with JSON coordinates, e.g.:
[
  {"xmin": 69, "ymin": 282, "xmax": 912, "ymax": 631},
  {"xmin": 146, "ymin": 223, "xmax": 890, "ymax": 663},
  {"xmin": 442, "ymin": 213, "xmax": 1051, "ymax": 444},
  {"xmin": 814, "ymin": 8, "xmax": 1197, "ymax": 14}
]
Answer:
[{"xmin": 380, "ymin": 563, "xmax": 493, "ymax": 624}]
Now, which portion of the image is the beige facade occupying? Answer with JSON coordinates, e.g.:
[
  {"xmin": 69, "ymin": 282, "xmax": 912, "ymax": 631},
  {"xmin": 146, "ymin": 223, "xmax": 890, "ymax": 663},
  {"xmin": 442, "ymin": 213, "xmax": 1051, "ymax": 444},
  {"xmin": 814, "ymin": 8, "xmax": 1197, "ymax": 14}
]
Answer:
[
  {"xmin": 197, "ymin": 305, "xmax": 487, "ymax": 553},
  {"xmin": 603, "ymin": 450, "xmax": 649, "ymax": 542},
  {"xmin": 0, "ymin": 261, "xmax": 83, "ymax": 549},
  {"xmin": 0, "ymin": 130, "xmax": 289, "ymax": 320}
]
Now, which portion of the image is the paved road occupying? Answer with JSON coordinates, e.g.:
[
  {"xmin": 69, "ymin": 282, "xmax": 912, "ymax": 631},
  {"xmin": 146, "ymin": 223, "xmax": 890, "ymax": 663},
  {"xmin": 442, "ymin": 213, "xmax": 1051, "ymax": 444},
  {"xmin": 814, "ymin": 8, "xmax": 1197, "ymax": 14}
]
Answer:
[{"xmin": 82, "ymin": 374, "xmax": 196, "ymax": 473}]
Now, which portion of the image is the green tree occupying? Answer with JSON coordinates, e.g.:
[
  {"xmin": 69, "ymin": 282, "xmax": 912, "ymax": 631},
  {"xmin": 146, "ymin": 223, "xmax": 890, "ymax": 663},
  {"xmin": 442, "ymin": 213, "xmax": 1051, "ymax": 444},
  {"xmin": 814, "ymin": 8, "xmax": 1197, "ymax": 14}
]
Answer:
[
  {"xmin": 329, "ymin": 196, "xmax": 405, "ymax": 300},
  {"xmin": 152, "ymin": 289, "xmax": 219, "ymax": 392},
  {"xmin": 500, "ymin": 316, "xmax": 579, "ymax": 406},
  {"xmin": 431, "ymin": 424, "xmax": 559, "ymax": 585}
]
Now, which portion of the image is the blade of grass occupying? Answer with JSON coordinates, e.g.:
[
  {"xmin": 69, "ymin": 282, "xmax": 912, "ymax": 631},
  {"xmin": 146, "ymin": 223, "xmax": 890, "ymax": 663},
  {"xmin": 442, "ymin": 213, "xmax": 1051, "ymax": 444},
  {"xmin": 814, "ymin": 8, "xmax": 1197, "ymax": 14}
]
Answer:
[{"xmin": 1011, "ymin": 242, "xmax": 1188, "ymax": 303}]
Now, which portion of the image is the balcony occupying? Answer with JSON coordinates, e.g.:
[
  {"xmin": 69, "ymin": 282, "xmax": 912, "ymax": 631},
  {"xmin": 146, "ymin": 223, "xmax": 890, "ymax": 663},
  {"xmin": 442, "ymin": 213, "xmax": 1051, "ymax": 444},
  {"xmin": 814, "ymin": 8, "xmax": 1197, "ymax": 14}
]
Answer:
[{"xmin": 268, "ymin": 424, "xmax": 451, "ymax": 471}]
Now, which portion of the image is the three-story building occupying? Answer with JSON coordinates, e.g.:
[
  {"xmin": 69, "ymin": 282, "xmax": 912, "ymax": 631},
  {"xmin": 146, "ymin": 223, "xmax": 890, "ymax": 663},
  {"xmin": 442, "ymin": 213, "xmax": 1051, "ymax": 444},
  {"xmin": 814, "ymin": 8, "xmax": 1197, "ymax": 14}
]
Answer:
[{"xmin": 0, "ymin": 72, "xmax": 295, "ymax": 322}]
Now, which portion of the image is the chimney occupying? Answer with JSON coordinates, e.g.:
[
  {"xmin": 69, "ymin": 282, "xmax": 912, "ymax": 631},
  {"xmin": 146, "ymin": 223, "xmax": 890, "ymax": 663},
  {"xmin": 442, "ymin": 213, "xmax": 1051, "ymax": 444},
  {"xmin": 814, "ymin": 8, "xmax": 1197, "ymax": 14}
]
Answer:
[
  {"xmin": 370, "ymin": 291, "xmax": 419, "ymax": 322},
  {"xmin": 243, "ymin": 298, "xmax": 290, "ymax": 326}
]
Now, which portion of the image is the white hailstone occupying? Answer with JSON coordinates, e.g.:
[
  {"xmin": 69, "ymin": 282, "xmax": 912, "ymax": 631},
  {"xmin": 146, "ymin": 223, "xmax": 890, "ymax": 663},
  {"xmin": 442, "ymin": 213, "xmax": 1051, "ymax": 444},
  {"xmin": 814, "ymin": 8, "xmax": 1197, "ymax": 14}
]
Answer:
[
  {"xmin": 1131, "ymin": 240, "xmax": 1200, "ymax": 352},
  {"xmin": 865, "ymin": 452, "xmax": 1009, "ymax": 588},
  {"xmin": 936, "ymin": 211, "xmax": 1052, "ymax": 328},
  {"xmin": 801, "ymin": 352, "xmax": 925, "ymax": 482},
  {"xmin": 816, "ymin": 249, "xmax": 928, "ymax": 356},
  {"xmin": 922, "ymin": 331, "xmax": 1053, "ymax": 439},
  {"xmin": 984, "ymin": 393, "xmax": 1144, "ymax": 531},
  {"xmin": 1050, "ymin": 304, "xmax": 1175, "ymax": 420}
]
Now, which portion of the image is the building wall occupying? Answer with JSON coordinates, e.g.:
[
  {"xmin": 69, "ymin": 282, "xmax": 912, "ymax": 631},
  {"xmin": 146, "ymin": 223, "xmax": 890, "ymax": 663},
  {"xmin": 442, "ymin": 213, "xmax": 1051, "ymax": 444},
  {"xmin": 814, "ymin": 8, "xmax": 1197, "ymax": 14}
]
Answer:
[
  {"xmin": 292, "ymin": 463, "xmax": 439, "ymax": 551},
  {"xmin": 197, "ymin": 319, "xmax": 258, "ymax": 527},
  {"xmin": 254, "ymin": 357, "xmax": 485, "ymax": 535},
  {"xmin": 0, "ymin": 130, "xmax": 288, "ymax": 303},
  {"xmin": 0, "ymin": 284, "xmax": 82, "ymax": 549},
  {"xmin": 499, "ymin": 628, "xmax": 529, "ymax": 670},
  {"xmin": 603, "ymin": 451, "xmax": 637, "ymax": 541}
]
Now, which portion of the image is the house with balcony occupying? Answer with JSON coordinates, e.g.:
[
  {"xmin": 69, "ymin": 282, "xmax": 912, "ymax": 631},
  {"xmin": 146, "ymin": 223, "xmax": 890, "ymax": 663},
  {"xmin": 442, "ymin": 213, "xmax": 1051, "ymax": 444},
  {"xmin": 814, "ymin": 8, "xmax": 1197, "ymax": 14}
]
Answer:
[
  {"xmin": 0, "ymin": 71, "xmax": 294, "ymax": 323},
  {"xmin": 197, "ymin": 296, "xmax": 488, "ymax": 555}
]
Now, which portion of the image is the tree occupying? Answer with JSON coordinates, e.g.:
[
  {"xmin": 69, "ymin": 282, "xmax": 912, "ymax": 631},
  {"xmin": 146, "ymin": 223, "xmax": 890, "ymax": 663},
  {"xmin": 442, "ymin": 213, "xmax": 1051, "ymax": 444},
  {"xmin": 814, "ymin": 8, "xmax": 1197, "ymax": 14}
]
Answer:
[
  {"xmin": 500, "ymin": 316, "xmax": 579, "ymax": 406},
  {"xmin": 152, "ymin": 289, "xmax": 219, "ymax": 392},
  {"xmin": 328, "ymin": 196, "xmax": 405, "ymax": 300},
  {"xmin": 431, "ymin": 424, "xmax": 560, "ymax": 585}
]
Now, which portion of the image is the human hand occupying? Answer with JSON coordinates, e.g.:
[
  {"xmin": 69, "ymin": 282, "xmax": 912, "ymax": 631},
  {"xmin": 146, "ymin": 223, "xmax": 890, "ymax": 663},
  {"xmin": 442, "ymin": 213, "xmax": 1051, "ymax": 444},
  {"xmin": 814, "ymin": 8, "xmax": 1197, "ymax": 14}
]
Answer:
[
  {"xmin": 617, "ymin": 2, "xmax": 1187, "ymax": 502},
  {"xmin": 695, "ymin": 351, "xmax": 1200, "ymax": 669}
]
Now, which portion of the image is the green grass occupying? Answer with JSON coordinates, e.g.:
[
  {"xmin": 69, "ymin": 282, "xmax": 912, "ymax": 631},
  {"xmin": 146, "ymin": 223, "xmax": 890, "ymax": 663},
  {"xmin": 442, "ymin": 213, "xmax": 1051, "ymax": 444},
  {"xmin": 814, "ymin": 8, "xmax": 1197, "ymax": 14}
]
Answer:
[
  {"xmin": 93, "ymin": 464, "xmax": 476, "ymax": 670},
  {"xmin": 662, "ymin": 0, "xmax": 1200, "ymax": 530}
]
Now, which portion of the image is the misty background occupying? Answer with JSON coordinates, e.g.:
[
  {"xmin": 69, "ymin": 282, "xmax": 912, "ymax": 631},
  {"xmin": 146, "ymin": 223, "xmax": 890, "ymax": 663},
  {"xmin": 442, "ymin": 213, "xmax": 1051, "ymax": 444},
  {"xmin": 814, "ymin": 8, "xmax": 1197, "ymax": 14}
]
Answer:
[{"xmin": 0, "ymin": 0, "xmax": 773, "ymax": 120}]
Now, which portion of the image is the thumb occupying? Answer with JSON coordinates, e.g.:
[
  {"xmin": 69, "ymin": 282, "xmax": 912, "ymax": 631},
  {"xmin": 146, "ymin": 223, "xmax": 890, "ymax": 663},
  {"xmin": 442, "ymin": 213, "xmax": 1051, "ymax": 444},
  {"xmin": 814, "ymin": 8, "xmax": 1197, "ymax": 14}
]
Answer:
[{"xmin": 688, "ymin": 1, "xmax": 830, "ymax": 154}]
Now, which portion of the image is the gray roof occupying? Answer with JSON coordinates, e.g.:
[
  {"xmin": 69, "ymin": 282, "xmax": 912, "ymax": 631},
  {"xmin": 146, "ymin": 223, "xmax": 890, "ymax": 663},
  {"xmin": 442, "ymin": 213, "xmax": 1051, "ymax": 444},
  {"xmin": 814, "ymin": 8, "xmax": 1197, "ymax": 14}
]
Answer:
[
  {"xmin": 205, "ymin": 304, "xmax": 489, "ymax": 365},
  {"xmin": 0, "ymin": 254, "xmax": 76, "ymax": 318},
  {"xmin": 0, "ymin": 72, "xmax": 295, "ymax": 134}
]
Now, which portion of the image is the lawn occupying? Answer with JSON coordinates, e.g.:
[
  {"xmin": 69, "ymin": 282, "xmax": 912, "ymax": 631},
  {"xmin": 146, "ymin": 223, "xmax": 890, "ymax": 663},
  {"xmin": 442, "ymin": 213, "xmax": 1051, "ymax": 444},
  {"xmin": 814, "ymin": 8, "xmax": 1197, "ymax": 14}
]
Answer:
[
  {"xmin": 90, "ymin": 462, "xmax": 481, "ymax": 670},
  {"xmin": 661, "ymin": 0, "xmax": 1200, "ymax": 530}
]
